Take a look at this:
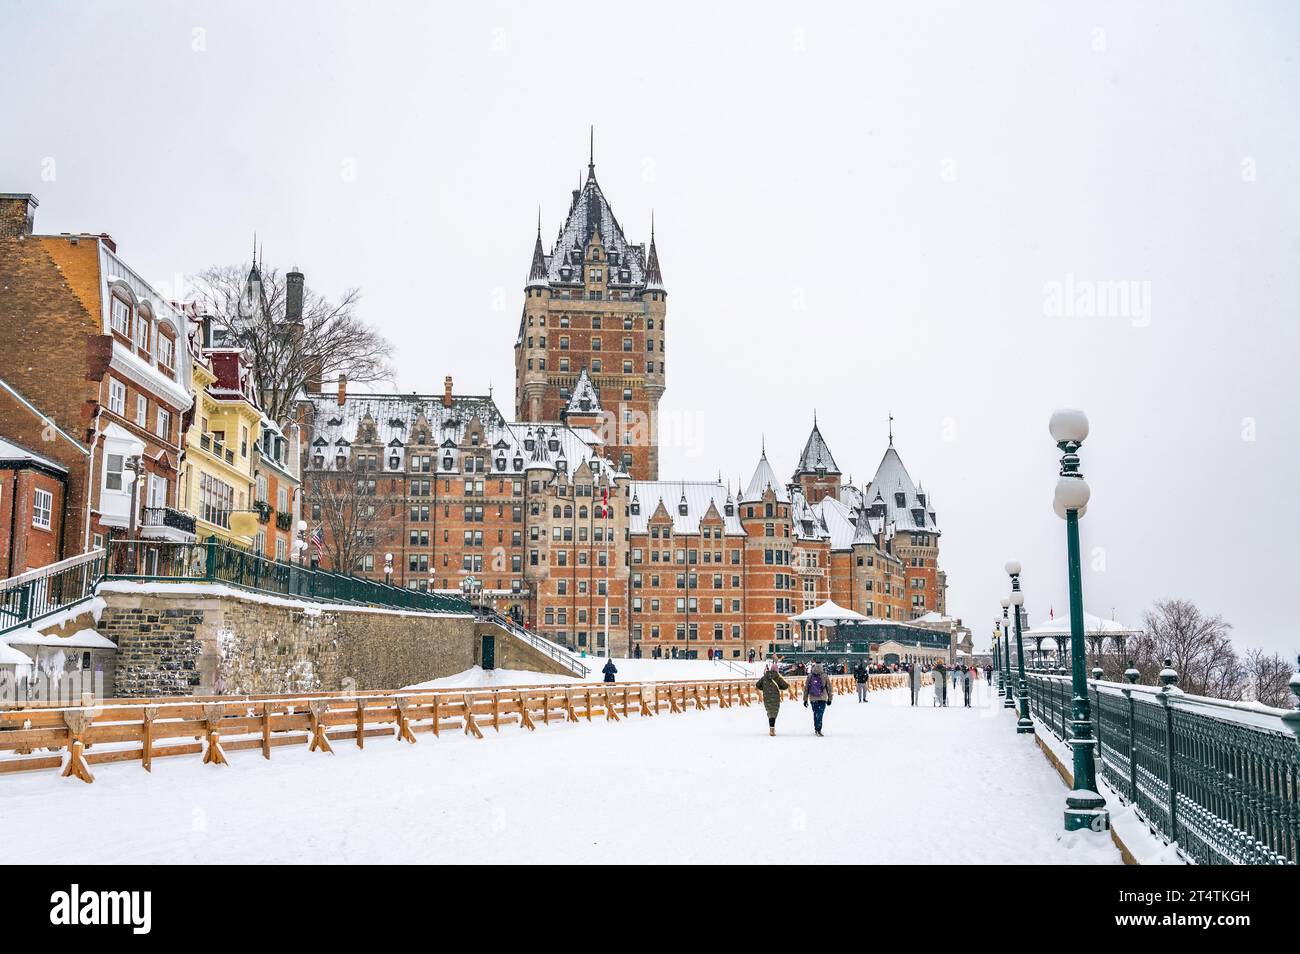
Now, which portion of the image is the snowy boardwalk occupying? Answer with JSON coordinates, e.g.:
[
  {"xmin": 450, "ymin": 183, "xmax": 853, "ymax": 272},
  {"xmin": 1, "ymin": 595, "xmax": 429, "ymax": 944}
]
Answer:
[{"xmin": 5, "ymin": 679, "xmax": 1120, "ymax": 864}]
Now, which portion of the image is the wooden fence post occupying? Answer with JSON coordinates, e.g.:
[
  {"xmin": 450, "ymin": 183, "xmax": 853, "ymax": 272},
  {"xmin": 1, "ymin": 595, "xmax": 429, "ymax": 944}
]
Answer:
[
  {"xmin": 141, "ymin": 706, "xmax": 157, "ymax": 772},
  {"xmin": 60, "ymin": 710, "xmax": 94, "ymax": 784},
  {"xmin": 201, "ymin": 704, "xmax": 229, "ymax": 766}
]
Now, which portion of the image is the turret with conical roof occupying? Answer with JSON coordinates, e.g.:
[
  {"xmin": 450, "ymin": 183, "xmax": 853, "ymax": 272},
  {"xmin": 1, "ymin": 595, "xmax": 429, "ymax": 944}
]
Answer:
[{"xmin": 793, "ymin": 415, "xmax": 842, "ymax": 504}]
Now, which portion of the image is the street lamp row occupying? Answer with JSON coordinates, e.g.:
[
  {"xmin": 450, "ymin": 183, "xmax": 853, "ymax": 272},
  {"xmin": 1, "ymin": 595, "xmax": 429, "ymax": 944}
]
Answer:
[{"xmin": 991, "ymin": 410, "xmax": 1109, "ymax": 833}]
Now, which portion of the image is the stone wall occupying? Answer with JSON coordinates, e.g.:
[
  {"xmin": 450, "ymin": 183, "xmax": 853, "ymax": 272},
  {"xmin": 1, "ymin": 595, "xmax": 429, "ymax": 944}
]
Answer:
[{"xmin": 98, "ymin": 585, "xmax": 480, "ymax": 697}]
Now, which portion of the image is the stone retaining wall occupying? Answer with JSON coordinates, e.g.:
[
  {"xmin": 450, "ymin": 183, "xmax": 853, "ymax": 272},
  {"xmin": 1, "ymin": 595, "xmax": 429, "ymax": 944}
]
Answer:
[{"xmin": 98, "ymin": 586, "xmax": 480, "ymax": 697}]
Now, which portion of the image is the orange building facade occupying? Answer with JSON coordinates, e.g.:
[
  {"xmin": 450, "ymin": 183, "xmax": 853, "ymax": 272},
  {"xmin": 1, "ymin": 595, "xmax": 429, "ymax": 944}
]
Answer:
[{"xmin": 297, "ymin": 155, "xmax": 949, "ymax": 658}]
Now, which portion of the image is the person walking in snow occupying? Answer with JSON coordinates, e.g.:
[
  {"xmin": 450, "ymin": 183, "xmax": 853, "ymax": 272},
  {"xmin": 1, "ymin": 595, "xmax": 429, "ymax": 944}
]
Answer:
[
  {"xmin": 756, "ymin": 664, "xmax": 790, "ymax": 736},
  {"xmin": 962, "ymin": 666, "xmax": 973, "ymax": 707},
  {"xmin": 908, "ymin": 662, "xmax": 922, "ymax": 706},
  {"xmin": 984, "ymin": 663, "xmax": 993, "ymax": 685},
  {"xmin": 932, "ymin": 663, "xmax": 948, "ymax": 707},
  {"xmin": 803, "ymin": 662, "xmax": 833, "ymax": 736},
  {"xmin": 852, "ymin": 661, "xmax": 869, "ymax": 702},
  {"xmin": 602, "ymin": 658, "xmax": 618, "ymax": 683}
]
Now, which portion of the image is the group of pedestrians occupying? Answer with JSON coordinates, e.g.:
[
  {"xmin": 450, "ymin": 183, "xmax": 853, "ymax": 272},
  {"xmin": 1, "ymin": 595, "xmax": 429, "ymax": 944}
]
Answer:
[
  {"xmin": 756, "ymin": 661, "xmax": 835, "ymax": 736},
  {"xmin": 913, "ymin": 661, "xmax": 984, "ymax": 708}
]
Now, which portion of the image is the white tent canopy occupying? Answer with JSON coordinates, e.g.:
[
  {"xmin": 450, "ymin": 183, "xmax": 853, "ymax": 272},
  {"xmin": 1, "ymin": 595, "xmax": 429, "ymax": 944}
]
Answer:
[{"xmin": 789, "ymin": 600, "xmax": 869, "ymax": 624}]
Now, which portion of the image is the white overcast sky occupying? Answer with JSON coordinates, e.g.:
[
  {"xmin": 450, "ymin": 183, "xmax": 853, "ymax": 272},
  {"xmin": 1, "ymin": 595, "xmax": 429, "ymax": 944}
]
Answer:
[{"xmin": 4, "ymin": 1, "xmax": 1297, "ymax": 656}]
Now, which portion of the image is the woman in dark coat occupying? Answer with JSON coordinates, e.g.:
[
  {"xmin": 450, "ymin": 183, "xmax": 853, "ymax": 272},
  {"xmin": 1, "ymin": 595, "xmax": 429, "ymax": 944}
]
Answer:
[
  {"xmin": 756, "ymin": 665, "xmax": 790, "ymax": 736},
  {"xmin": 602, "ymin": 659, "xmax": 618, "ymax": 683}
]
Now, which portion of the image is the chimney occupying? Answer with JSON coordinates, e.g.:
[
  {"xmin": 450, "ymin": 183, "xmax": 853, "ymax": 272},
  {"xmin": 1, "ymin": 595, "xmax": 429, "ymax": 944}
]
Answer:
[
  {"xmin": 286, "ymin": 267, "xmax": 304, "ymax": 323},
  {"xmin": 201, "ymin": 315, "xmax": 213, "ymax": 349},
  {"xmin": 337, "ymin": 373, "xmax": 347, "ymax": 407},
  {"xmin": 305, "ymin": 355, "xmax": 323, "ymax": 394},
  {"xmin": 442, "ymin": 375, "xmax": 453, "ymax": 408},
  {"xmin": 97, "ymin": 232, "xmax": 116, "ymax": 253},
  {"xmin": 0, "ymin": 193, "xmax": 38, "ymax": 238}
]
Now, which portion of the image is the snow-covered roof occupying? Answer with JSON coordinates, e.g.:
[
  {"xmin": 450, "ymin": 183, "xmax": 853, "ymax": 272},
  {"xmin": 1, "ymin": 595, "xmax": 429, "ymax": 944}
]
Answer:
[
  {"xmin": 305, "ymin": 390, "xmax": 627, "ymax": 482},
  {"xmin": 1026, "ymin": 612, "xmax": 1141, "ymax": 638},
  {"xmin": 0, "ymin": 642, "xmax": 33, "ymax": 667},
  {"xmin": 628, "ymin": 480, "xmax": 743, "ymax": 535},
  {"xmin": 2, "ymin": 627, "xmax": 117, "ymax": 650},
  {"xmin": 790, "ymin": 489, "xmax": 830, "ymax": 541},
  {"xmin": 741, "ymin": 451, "xmax": 789, "ymax": 503},
  {"xmin": 541, "ymin": 166, "xmax": 648, "ymax": 288},
  {"xmin": 864, "ymin": 445, "xmax": 940, "ymax": 535},
  {"xmin": 794, "ymin": 421, "xmax": 840, "ymax": 476},
  {"xmin": 563, "ymin": 368, "xmax": 602, "ymax": 417},
  {"xmin": 0, "ymin": 437, "xmax": 67, "ymax": 473}
]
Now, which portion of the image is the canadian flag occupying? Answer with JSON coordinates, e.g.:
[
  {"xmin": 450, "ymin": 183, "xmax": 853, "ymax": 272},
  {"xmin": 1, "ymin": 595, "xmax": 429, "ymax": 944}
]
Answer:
[{"xmin": 601, "ymin": 486, "xmax": 609, "ymax": 519}]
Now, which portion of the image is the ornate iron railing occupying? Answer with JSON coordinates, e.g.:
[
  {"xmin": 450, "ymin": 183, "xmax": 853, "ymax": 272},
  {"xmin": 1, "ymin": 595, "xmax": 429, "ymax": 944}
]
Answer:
[
  {"xmin": 1026, "ymin": 668, "xmax": 1300, "ymax": 865},
  {"xmin": 0, "ymin": 549, "xmax": 105, "ymax": 635},
  {"xmin": 103, "ymin": 538, "xmax": 473, "ymax": 616},
  {"xmin": 141, "ymin": 506, "xmax": 197, "ymax": 534}
]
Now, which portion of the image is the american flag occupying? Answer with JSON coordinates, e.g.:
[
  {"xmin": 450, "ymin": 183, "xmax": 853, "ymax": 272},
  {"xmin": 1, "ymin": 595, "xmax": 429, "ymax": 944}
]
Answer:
[{"xmin": 310, "ymin": 525, "xmax": 324, "ymax": 557}]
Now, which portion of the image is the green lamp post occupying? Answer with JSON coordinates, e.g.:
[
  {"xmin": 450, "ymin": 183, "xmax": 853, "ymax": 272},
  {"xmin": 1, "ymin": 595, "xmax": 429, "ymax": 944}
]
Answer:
[
  {"xmin": 1000, "ymin": 598, "xmax": 1015, "ymax": 708},
  {"xmin": 992, "ymin": 620, "xmax": 1003, "ymax": 694},
  {"xmin": 1050, "ymin": 408, "xmax": 1109, "ymax": 832},
  {"xmin": 1006, "ymin": 561, "xmax": 1033, "ymax": 733}
]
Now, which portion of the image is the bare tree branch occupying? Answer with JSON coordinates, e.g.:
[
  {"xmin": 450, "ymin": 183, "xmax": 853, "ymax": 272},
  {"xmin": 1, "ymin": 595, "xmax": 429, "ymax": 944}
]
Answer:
[{"xmin": 188, "ymin": 263, "xmax": 393, "ymax": 426}]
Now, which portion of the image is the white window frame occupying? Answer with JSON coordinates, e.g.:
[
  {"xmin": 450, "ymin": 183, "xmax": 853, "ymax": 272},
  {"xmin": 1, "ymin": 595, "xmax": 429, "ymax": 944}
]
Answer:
[
  {"xmin": 156, "ymin": 407, "xmax": 171, "ymax": 441},
  {"xmin": 157, "ymin": 333, "xmax": 174, "ymax": 369},
  {"xmin": 104, "ymin": 453, "xmax": 125, "ymax": 492},
  {"xmin": 108, "ymin": 378, "xmax": 126, "ymax": 416},
  {"xmin": 32, "ymin": 488, "xmax": 53, "ymax": 529},
  {"xmin": 135, "ymin": 394, "xmax": 147, "ymax": 426},
  {"xmin": 111, "ymin": 297, "xmax": 131, "ymax": 336}
]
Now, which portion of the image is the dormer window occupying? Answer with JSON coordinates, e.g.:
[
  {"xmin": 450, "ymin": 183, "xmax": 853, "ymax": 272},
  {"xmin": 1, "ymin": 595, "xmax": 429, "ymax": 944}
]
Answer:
[
  {"xmin": 724, "ymin": 501, "xmax": 735, "ymax": 516},
  {"xmin": 630, "ymin": 498, "xmax": 640, "ymax": 516},
  {"xmin": 548, "ymin": 439, "xmax": 559, "ymax": 452},
  {"xmin": 560, "ymin": 267, "xmax": 572, "ymax": 281},
  {"xmin": 110, "ymin": 296, "xmax": 131, "ymax": 336},
  {"xmin": 917, "ymin": 493, "xmax": 926, "ymax": 507},
  {"xmin": 157, "ymin": 333, "xmax": 174, "ymax": 369},
  {"xmin": 442, "ymin": 456, "xmax": 453, "ymax": 470},
  {"xmin": 678, "ymin": 500, "xmax": 689, "ymax": 516},
  {"xmin": 524, "ymin": 438, "xmax": 535, "ymax": 452},
  {"xmin": 496, "ymin": 457, "xmax": 505, "ymax": 470},
  {"xmin": 895, "ymin": 492, "xmax": 906, "ymax": 508},
  {"xmin": 513, "ymin": 456, "xmax": 523, "ymax": 471},
  {"xmin": 388, "ymin": 454, "xmax": 400, "ymax": 470},
  {"xmin": 557, "ymin": 458, "xmax": 567, "ymax": 473}
]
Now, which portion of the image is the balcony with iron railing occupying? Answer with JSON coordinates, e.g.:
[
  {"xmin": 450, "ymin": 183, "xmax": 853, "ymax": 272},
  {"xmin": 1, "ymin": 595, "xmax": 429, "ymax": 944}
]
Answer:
[{"xmin": 141, "ymin": 506, "xmax": 197, "ymax": 535}]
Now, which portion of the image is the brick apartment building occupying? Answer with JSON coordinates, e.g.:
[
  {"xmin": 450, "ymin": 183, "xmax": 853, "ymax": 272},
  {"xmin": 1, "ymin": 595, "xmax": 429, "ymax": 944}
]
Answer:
[
  {"xmin": 0, "ymin": 437, "xmax": 68, "ymax": 575},
  {"xmin": 297, "ymin": 154, "xmax": 949, "ymax": 658},
  {"xmin": 0, "ymin": 193, "xmax": 194, "ymax": 568}
]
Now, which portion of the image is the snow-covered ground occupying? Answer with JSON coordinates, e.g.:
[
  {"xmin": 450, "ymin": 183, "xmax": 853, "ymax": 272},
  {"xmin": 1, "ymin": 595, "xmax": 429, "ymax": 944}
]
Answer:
[
  {"xmin": 405, "ymin": 657, "xmax": 763, "ymax": 690},
  {"xmin": 1, "ymin": 678, "xmax": 1121, "ymax": 864}
]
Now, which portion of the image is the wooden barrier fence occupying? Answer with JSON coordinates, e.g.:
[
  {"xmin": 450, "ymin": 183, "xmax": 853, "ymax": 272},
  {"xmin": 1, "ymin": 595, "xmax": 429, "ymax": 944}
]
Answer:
[{"xmin": 0, "ymin": 672, "xmax": 909, "ymax": 784}]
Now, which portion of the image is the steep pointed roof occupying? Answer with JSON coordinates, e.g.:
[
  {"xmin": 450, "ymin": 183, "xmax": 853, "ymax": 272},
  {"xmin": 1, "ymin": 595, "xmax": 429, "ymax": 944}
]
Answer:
[
  {"xmin": 795, "ymin": 420, "xmax": 840, "ymax": 476},
  {"xmin": 526, "ymin": 222, "xmax": 548, "ymax": 288},
  {"xmin": 544, "ymin": 164, "xmax": 648, "ymax": 286},
  {"xmin": 742, "ymin": 449, "xmax": 790, "ymax": 503},
  {"xmin": 864, "ymin": 446, "xmax": 940, "ymax": 534},
  {"xmin": 645, "ymin": 215, "xmax": 664, "ymax": 291},
  {"xmin": 563, "ymin": 368, "xmax": 602, "ymax": 417}
]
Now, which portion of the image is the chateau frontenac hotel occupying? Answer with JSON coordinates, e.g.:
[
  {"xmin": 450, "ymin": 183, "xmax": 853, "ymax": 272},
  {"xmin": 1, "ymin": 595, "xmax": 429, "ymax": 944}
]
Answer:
[{"xmin": 300, "ymin": 154, "xmax": 948, "ymax": 658}]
